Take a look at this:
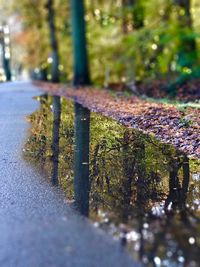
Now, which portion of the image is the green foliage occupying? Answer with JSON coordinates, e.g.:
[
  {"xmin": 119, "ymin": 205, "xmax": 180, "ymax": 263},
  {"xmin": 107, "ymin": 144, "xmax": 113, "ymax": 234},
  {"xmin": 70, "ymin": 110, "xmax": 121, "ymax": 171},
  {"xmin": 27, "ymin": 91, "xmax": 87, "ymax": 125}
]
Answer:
[{"xmin": 10, "ymin": 0, "xmax": 200, "ymax": 88}]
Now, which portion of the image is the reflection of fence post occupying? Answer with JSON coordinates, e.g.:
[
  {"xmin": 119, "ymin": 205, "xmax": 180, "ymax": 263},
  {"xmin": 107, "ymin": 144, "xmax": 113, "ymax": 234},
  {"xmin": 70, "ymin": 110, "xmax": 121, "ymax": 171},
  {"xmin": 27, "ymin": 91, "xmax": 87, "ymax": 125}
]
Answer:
[
  {"xmin": 51, "ymin": 96, "xmax": 61, "ymax": 185},
  {"xmin": 74, "ymin": 102, "xmax": 90, "ymax": 216}
]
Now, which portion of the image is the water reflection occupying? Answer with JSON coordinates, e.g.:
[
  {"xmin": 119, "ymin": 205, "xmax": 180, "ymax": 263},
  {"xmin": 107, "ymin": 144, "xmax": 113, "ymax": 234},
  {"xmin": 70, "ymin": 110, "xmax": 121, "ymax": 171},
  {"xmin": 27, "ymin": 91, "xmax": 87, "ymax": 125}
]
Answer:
[
  {"xmin": 24, "ymin": 96, "xmax": 200, "ymax": 266},
  {"xmin": 74, "ymin": 103, "xmax": 90, "ymax": 216},
  {"xmin": 51, "ymin": 96, "xmax": 61, "ymax": 185},
  {"xmin": 164, "ymin": 155, "xmax": 190, "ymax": 221}
]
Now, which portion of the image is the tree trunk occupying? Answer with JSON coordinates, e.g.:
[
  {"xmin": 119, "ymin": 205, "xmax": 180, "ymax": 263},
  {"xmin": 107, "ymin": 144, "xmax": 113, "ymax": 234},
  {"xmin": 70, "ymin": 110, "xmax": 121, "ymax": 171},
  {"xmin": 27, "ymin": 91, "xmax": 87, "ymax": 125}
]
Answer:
[
  {"xmin": 70, "ymin": 0, "xmax": 90, "ymax": 86},
  {"xmin": 132, "ymin": 0, "xmax": 144, "ymax": 29},
  {"xmin": 39, "ymin": 66, "xmax": 48, "ymax": 81},
  {"xmin": 122, "ymin": 0, "xmax": 144, "ymax": 34},
  {"xmin": 45, "ymin": 0, "xmax": 60, "ymax": 83},
  {"xmin": 147, "ymin": 0, "xmax": 172, "ymax": 74},
  {"xmin": 174, "ymin": 0, "xmax": 197, "ymax": 68},
  {"xmin": 2, "ymin": 26, "xmax": 11, "ymax": 81}
]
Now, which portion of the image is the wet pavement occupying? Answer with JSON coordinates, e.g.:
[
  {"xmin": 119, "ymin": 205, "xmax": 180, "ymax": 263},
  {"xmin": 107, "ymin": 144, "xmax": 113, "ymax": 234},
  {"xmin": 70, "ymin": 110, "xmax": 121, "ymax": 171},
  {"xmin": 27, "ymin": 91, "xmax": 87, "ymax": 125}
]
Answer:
[
  {"xmin": 0, "ymin": 82, "xmax": 137, "ymax": 267},
  {"xmin": 24, "ymin": 94, "xmax": 200, "ymax": 266}
]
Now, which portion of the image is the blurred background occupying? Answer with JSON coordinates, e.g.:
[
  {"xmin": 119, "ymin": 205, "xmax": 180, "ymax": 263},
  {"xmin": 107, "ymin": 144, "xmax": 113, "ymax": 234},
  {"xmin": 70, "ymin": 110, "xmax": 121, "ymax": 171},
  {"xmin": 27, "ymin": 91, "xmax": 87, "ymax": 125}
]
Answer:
[{"xmin": 0, "ymin": 0, "xmax": 200, "ymax": 96}]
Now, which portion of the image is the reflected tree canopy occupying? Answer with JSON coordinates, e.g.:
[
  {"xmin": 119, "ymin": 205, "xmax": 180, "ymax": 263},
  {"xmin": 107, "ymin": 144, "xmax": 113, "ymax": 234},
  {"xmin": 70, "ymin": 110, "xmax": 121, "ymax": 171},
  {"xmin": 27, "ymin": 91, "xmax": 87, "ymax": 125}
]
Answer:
[{"xmin": 24, "ymin": 96, "xmax": 200, "ymax": 266}]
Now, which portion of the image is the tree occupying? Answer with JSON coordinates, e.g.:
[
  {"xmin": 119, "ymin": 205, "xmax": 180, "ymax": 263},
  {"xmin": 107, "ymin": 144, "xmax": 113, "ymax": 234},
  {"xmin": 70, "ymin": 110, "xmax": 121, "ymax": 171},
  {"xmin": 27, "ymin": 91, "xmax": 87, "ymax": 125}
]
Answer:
[
  {"xmin": 174, "ymin": 0, "xmax": 197, "ymax": 69},
  {"xmin": 122, "ymin": 0, "xmax": 144, "ymax": 34},
  {"xmin": 12, "ymin": 0, "xmax": 50, "ymax": 73},
  {"xmin": 70, "ymin": 0, "xmax": 90, "ymax": 86},
  {"xmin": 1, "ymin": 24, "xmax": 11, "ymax": 81},
  {"xmin": 11, "ymin": 0, "xmax": 200, "ymax": 90},
  {"xmin": 45, "ymin": 0, "xmax": 60, "ymax": 83}
]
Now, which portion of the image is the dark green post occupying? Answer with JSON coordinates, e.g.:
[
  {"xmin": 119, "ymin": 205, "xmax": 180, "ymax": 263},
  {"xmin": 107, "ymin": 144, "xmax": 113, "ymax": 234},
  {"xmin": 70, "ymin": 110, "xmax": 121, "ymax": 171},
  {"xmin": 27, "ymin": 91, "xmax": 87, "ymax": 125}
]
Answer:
[{"xmin": 70, "ymin": 0, "xmax": 90, "ymax": 86}]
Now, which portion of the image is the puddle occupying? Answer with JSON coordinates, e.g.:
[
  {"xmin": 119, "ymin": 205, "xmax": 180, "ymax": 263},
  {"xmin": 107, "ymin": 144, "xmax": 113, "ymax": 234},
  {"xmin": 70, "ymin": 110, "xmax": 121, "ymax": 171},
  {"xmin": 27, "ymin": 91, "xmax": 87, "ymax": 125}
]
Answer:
[{"xmin": 24, "ymin": 95, "xmax": 200, "ymax": 266}]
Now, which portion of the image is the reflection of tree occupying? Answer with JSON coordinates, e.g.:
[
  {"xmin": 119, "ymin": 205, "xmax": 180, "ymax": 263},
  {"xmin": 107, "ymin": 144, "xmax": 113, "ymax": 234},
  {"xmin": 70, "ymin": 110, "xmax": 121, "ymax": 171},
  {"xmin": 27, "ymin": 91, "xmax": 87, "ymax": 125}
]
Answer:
[
  {"xmin": 164, "ymin": 153, "xmax": 183, "ymax": 214},
  {"xmin": 89, "ymin": 124, "xmax": 200, "ymax": 265},
  {"xmin": 147, "ymin": 154, "xmax": 200, "ymax": 266},
  {"xmin": 164, "ymin": 154, "xmax": 191, "ymax": 221},
  {"xmin": 23, "ymin": 94, "xmax": 52, "ymax": 170},
  {"xmin": 121, "ymin": 130, "xmax": 136, "ymax": 223},
  {"xmin": 90, "ymin": 124, "xmax": 165, "ymax": 218}
]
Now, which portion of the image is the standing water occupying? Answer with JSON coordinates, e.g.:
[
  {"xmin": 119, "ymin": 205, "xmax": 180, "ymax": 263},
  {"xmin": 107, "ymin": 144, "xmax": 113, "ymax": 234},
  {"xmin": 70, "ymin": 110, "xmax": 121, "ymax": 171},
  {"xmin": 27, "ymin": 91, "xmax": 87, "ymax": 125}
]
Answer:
[{"xmin": 23, "ymin": 95, "xmax": 200, "ymax": 267}]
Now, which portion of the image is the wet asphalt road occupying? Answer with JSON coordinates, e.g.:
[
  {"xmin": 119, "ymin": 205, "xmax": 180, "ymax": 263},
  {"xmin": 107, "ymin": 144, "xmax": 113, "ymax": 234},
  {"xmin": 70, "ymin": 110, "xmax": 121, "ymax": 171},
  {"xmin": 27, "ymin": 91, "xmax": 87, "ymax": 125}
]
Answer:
[{"xmin": 0, "ymin": 82, "xmax": 138, "ymax": 267}]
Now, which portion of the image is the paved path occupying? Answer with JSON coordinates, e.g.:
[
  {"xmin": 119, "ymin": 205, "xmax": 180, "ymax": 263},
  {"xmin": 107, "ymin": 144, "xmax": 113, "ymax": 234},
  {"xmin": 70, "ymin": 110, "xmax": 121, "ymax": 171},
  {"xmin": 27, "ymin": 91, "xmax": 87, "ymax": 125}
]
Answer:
[{"xmin": 0, "ymin": 82, "xmax": 137, "ymax": 267}]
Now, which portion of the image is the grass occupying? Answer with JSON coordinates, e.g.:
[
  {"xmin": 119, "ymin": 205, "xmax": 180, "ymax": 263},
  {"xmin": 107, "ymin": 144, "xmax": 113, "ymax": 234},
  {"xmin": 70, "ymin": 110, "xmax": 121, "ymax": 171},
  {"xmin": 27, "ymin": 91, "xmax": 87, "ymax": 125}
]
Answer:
[{"xmin": 141, "ymin": 96, "xmax": 200, "ymax": 110}]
